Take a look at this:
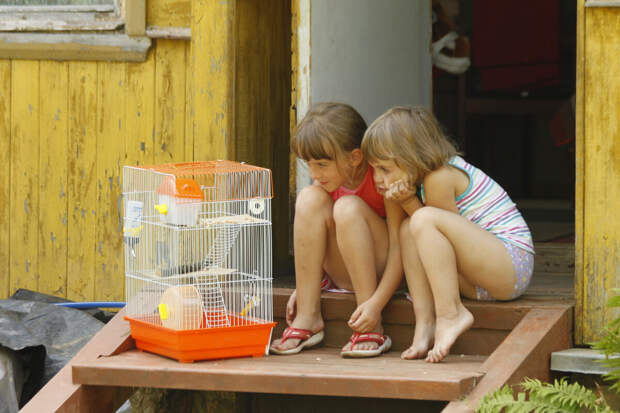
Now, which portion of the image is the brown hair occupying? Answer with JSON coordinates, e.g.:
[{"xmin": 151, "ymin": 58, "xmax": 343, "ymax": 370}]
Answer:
[
  {"xmin": 291, "ymin": 102, "xmax": 367, "ymax": 162},
  {"xmin": 362, "ymin": 106, "xmax": 458, "ymax": 185}
]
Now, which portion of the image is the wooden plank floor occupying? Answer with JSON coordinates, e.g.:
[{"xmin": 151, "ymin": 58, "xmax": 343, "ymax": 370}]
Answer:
[
  {"xmin": 72, "ymin": 347, "xmax": 486, "ymax": 401},
  {"xmin": 21, "ymin": 274, "xmax": 574, "ymax": 412}
]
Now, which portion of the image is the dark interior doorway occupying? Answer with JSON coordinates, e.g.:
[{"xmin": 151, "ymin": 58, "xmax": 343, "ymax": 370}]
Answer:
[{"xmin": 432, "ymin": 0, "xmax": 576, "ymax": 247}]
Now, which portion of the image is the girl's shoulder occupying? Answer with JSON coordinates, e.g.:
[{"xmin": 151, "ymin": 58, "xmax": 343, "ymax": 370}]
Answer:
[{"xmin": 423, "ymin": 164, "xmax": 459, "ymax": 190}]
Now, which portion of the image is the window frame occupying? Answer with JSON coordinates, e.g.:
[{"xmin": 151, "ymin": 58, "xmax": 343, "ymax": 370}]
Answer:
[
  {"xmin": 0, "ymin": 0, "xmax": 150, "ymax": 62},
  {"xmin": 0, "ymin": 1, "xmax": 123, "ymax": 32}
]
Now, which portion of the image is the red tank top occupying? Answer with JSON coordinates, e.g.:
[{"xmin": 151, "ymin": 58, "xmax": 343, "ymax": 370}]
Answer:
[{"xmin": 330, "ymin": 165, "xmax": 386, "ymax": 218}]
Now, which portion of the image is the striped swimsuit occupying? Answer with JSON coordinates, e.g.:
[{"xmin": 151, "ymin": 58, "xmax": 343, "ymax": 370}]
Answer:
[{"xmin": 421, "ymin": 156, "xmax": 535, "ymax": 300}]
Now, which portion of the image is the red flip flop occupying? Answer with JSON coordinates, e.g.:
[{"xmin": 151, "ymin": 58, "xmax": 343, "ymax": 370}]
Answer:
[
  {"xmin": 270, "ymin": 327, "xmax": 324, "ymax": 355},
  {"xmin": 340, "ymin": 332, "xmax": 392, "ymax": 358}
]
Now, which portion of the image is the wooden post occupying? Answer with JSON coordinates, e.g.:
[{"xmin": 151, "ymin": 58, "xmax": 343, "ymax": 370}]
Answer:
[
  {"xmin": 125, "ymin": 0, "xmax": 146, "ymax": 36},
  {"xmin": 576, "ymin": 2, "xmax": 620, "ymax": 344}
]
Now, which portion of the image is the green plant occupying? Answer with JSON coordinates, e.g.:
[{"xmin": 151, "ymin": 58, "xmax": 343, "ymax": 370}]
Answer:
[
  {"xmin": 592, "ymin": 288, "xmax": 620, "ymax": 394},
  {"xmin": 478, "ymin": 289, "xmax": 620, "ymax": 412},
  {"xmin": 478, "ymin": 378, "xmax": 613, "ymax": 413}
]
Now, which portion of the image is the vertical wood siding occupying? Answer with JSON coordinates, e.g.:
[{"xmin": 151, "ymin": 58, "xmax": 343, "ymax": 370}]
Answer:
[
  {"xmin": 0, "ymin": 0, "xmax": 291, "ymax": 301},
  {"xmin": 0, "ymin": 39, "xmax": 191, "ymax": 301},
  {"xmin": 10, "ymin": 60, "xmax": 40, "ymax": 294},
  {"xmin": 0, "ymin": 61, "xmax": 10, "ymax": 299}
]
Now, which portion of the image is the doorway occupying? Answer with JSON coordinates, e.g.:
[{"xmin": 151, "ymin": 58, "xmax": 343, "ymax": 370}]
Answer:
[{"xmin": 431, "ymin": 0, "xmax": 576, "ymax": 294}]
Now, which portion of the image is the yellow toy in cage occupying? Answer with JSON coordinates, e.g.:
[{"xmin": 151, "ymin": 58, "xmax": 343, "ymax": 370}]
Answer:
[{"xmin": 122, "ymin": 161, "xmax": 275, "ymax": 363}]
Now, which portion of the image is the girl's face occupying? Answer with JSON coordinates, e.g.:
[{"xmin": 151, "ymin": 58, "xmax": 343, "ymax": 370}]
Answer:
[
  {"xmin": 369, "ymin": 159, "xmax": 409, "ymax": 195},
  {"xmin": 307, "ymin": 158, "xmax": 347, "ymax": 192}
]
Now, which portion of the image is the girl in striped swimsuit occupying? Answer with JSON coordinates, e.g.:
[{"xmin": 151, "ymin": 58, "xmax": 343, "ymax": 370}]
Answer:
[{"xmin": 362, "ymin": 106, "xmax": 534, "ymax": 363}]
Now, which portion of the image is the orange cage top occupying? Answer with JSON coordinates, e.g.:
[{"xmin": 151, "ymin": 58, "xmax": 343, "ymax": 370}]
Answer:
[{"xmin": 135, "ymin": 160, "xmax": 273, "ymax": 199}]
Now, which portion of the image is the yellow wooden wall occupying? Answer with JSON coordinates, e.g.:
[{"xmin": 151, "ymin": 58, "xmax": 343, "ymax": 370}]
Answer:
[
  {"xmin": 0, "ymin": 39, "xmax": 192, "ymax": 302},
  {"xmin": 575, "ymin": 2, "xmax": 620, "ymax": 344},
  {"xmin": 0, "ymin": 0, "xmax": 292, "ymax": 302}
]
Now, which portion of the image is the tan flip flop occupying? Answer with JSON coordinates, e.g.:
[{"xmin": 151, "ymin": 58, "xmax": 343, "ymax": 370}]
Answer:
[{"xmin": 270, "ymin": 327, "xmax": 324, "ymax": 355}]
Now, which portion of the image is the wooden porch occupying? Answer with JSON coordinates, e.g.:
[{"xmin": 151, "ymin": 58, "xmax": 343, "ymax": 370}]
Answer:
[{"xmin": 21, "ymin": 263, "xmax": 574, "ymax": 413}]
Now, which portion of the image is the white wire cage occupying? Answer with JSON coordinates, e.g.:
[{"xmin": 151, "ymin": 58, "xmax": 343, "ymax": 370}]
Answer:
[{"xmin": 122, "ymin": 161, "xmax": 274, "ymax": 361}]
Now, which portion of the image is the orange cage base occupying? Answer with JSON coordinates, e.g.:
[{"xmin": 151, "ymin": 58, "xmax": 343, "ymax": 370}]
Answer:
[{"xmin": 125, "ymin": 315, "xmax": 277, "ymax": 363}]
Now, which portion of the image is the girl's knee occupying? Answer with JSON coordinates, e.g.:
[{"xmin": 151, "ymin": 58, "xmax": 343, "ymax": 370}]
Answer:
[
  {"xmin": 408, "ymin": 206, "xmax": 438, "ymax": 237},
  {"xmin": 295, "ymin": 185, "xmax": 332, "ymax": 216},
  {"xmin": 332, "ymin": 195, "xmax": 366, "ymax": 225}
]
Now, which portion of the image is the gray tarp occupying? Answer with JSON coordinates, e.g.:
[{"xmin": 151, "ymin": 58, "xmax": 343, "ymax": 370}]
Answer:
[{"xmin": 0, "ymin": 290, "xmax": 105, "ymax": 410}]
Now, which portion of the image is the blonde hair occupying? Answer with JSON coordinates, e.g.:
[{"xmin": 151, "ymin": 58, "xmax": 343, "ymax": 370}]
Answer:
[
  {"xmin": 362, "ymin": 106, "xmax": 458, "ymax": 185},
  {"xmin": 291, "ymin": 102, "xmax": 367, "ymax": 162}
]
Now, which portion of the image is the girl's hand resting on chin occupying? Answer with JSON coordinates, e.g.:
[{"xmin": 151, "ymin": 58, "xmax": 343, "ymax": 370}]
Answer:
[{"xmin": 385, "ymin": 179, "xmax": 416, "ymax": 204}]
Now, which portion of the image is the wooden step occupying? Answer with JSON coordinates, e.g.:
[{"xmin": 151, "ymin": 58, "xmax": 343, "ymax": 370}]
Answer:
[
  {"xmin": 22, "ymin": 276, "xmax": 574, "ymax": 412},
  {"xmin": 71, "ymin": 348, "xmax": 486, "ymax": 401},
  {"xmin": 273, "ymin": 286, "xmax": 574, "ymax": 356}
]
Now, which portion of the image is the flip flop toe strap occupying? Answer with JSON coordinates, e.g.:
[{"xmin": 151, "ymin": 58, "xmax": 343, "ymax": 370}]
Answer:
[
  {"xmin": 349, "ymin": 332, "xmax": 386, "ymax": 346},
  {"xmin": 281, "ymin": 327, "xmax": 313, "ymax": 343}
]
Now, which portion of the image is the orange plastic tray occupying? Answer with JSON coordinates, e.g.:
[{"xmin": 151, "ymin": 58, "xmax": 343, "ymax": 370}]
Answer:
[{"xmin": 125, "ymin": 313, "xmax": 276, "ymax": 363}]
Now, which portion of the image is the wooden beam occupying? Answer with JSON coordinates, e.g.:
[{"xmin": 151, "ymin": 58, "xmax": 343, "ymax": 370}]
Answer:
[
  {"xmin": 20, "ymin": 310, "xmax": 134, "ymax": 413},
  {"xmin": 575, "ymin": 0, "xmax": 586, "ymax": 345},
  {"xmin": 125, "ymin": 0, "xmax": 146, "ymax": 36},
  {"xmin": 443, "ymin": 305, "xmax": 572, "ymax": 412},
  {"xmin": 145, "ymin": 26, "xmax": 190, "ymax": 39},
  {"xmin": 0, "ymin": 33, "xmax": 151, "ymax": 62},
  {"xmin": 579, "ymin": 5, "xmax": 620, "ymax": 343}
]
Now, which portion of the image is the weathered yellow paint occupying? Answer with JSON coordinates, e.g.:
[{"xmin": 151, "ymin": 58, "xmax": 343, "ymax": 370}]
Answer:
[
  {"xmin": 96, "ymin": 62, "xmax": 126, "ymax": 302},
  {"xmin": 185, "ymin": 40, "xmax": 193, "ymax": 162},
  {"xmin": 127, "ymin": 49, "xmax": 155, "ymax": 166},
  {"xmin": 38, "ymin": 60, "xmax": 68, "ymax": 297},
  {"xmin": 191, "ymin": 0, "xmax": 233, "ymax": 161},
  {"xmin": 0, "ymin": 61, "xmax": 10, "ymax": 298},
  {"xmin": 155, "ymin": 39, "xmax": 188, "ymax": 163},
  {"xmin": 2, "ymin": 3, "xmax": 291, "ymax": 300},
  {"xmin": 578, "ymin": 6, "xmax": 620, "ymax": 343},
  {"xmin": 147, "ymin": 0, "xmax": 190, "ymax": 28},
  {"xmin": 10, "ymin": 60, "xmax": 39, "ymax": 294},
  {"xmin": 289, "ymin": 0, "xmax": 299, "ymax": 201},
  {"xmin": 67, "ymin": 61, "xmax": 98, "ymax": 302},
  {"xmin": 1, "ymin": 40, "xmax": 194, "ymax": 301},
  {"xmin": 575, "ymin": 0, "xmax": 587, "ymax": 344}
]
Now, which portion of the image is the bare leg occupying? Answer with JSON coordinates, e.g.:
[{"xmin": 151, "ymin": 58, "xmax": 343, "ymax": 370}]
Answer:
[
  {"xmin": 331, "ymin": 196, "xmax": 389, "ymax": 352},
  {"xmin": 270, "ymin": 186, "xmax": 333, "ymax": 351},
  {"xmin": 399, "ymin": 218, "xmax": 436, "ymax": 360},
  {"xmin": 409, "ymin": 207, "xmax": 515, "ymax": 363}
]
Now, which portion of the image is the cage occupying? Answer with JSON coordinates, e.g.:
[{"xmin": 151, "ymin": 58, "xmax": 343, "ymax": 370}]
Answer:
[{"xmin": 122, "ymin": 161, "xmax": 275, "ymax": 363}]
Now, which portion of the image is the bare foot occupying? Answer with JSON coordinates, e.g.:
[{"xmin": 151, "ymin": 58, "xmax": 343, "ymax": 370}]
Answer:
[
  {"xmin": 401, "ymin": 321, "xmax": 435, "ymax": 360},
  {"xmin": 270, "ymin": 315, "xmax": 324, "ymax": 352},
  {"xmin": 425, "ymin": 304, "xmax": 473, "ymax": 363},
  {"xmin": 341, "ymin": 325, "xmax": 384, "ymax": 353}
]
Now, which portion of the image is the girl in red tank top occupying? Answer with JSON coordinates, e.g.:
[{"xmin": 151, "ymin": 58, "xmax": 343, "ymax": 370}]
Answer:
[{"xmin": 270, "ymin": 103, "xmax": 405, "ymax": 358}]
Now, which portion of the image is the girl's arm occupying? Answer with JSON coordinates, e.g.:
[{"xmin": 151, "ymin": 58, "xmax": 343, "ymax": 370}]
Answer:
[
  {"xmin": 348, "ymin": 199, "xmax": 405, "ymax": 332},
  {"xmin": 422, "ymin": 166, "xmax": 460, "ymax": 213},
  {"xmin": 372, "ymin": 199, "xmax": 407, "ymax": 305}
]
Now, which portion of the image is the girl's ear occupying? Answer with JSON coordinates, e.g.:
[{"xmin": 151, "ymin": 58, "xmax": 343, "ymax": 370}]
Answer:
[{"xmin": 349, "ymin": 148, "xmax": 364, "ymax": 167}]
